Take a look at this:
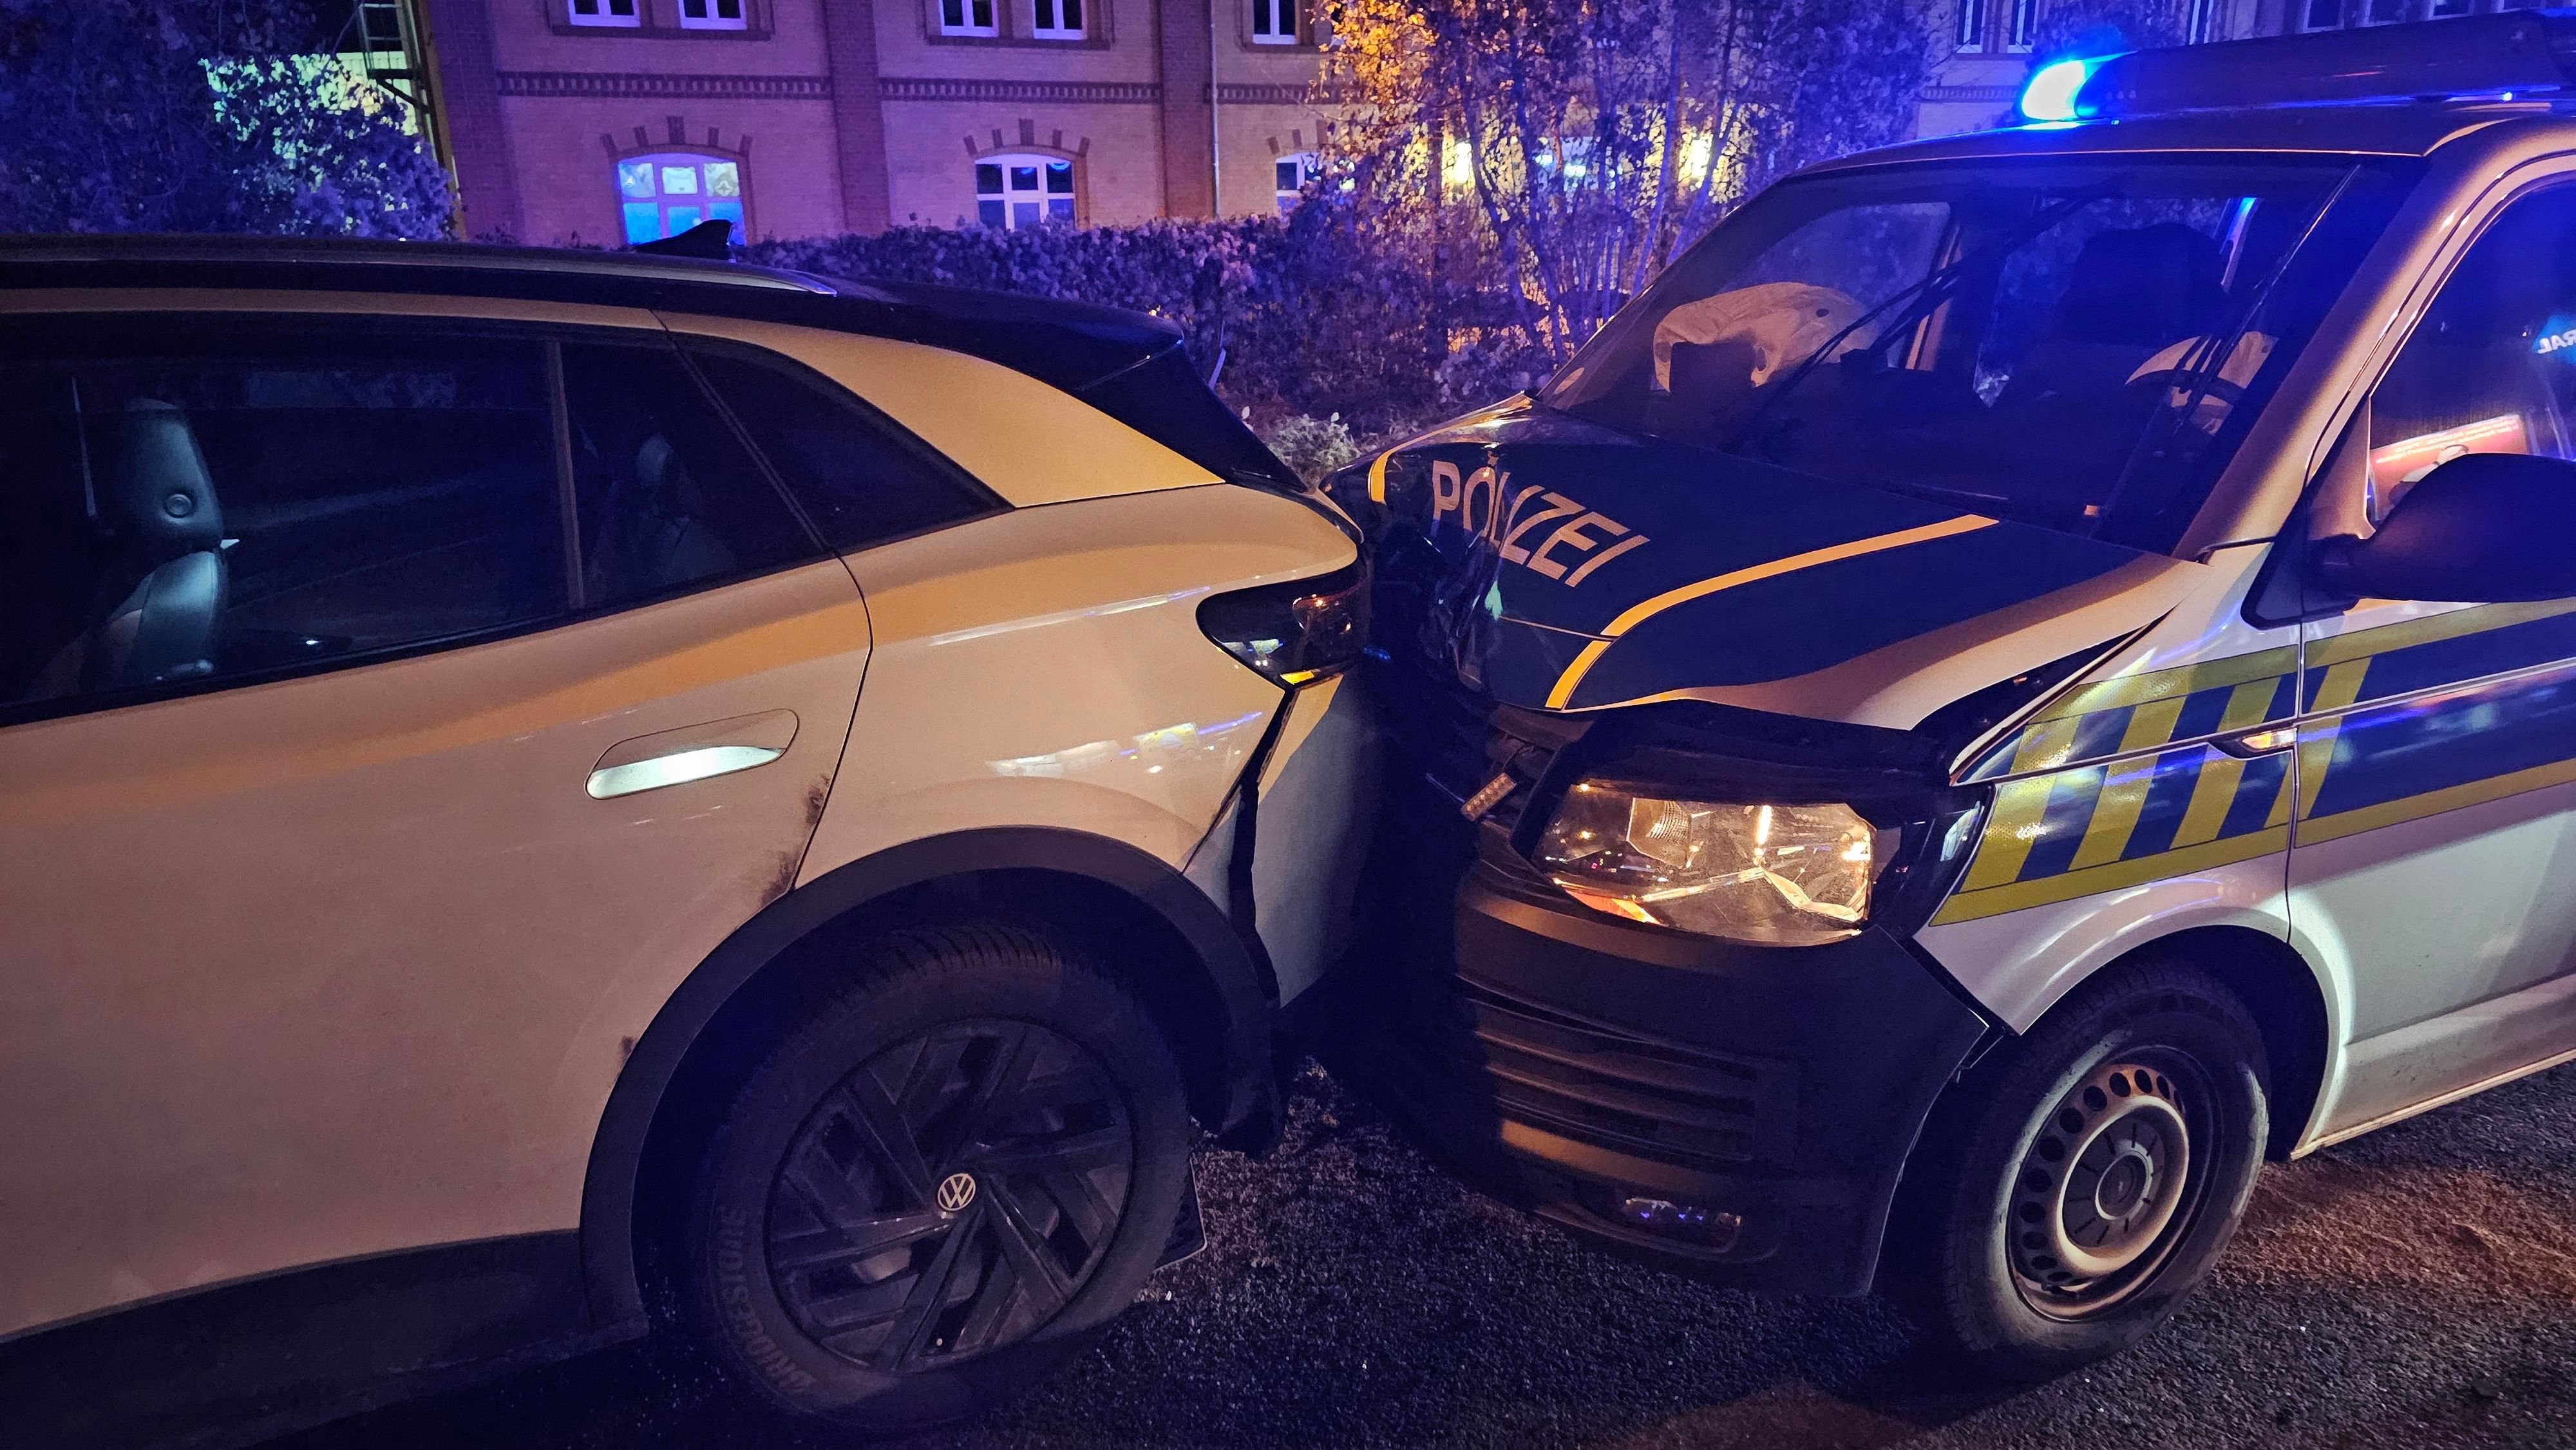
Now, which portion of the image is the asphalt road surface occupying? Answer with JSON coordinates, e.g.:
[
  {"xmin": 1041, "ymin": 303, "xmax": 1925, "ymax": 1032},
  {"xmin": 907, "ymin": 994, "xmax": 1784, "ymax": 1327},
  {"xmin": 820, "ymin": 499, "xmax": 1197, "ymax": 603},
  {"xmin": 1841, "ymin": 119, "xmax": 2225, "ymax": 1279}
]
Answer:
[{"xmin": 283, "ymin": 1060, "xmax": 2576, "ymax": 1450}]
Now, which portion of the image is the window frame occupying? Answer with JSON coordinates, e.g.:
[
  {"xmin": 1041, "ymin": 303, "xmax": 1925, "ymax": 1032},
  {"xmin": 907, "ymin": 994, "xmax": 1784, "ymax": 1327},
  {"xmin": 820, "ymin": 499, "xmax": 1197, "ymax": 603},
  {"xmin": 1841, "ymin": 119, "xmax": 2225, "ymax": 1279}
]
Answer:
[
  {"xmin": 566, "ymin": 0, "xmax": 643, "ymax": 26},
  {"xmin": 973, "ymin": 153, "xmax": 1080, "ymax": 229},
  {"xmin": 1274, "ymin": 151, "xmax": 1320, "ymax": 213},
  {"xmin": 938, "ymin": 0, "xmax": 1000, "ymax": 37},
  {"xmin": 1250, "ymin": 0, "xmax": 1299, "ymax": 44},
  {"xmin": 1953, "ymin": 0, "xmax": 1985, "ymax": 52},
  {"xmin": 1029, "ymin": 0, "xmax": 1086, "ymax": 39},
  {"xmin": 614, "ymin": 149, "xmax": 750, "ymax": 245},
  {"xmin": 0, "ymin": 312, "xmax": 833, "ymax": 731},
  {"xmin": 2003, "ymin": 0, "xmax": 2037, "ymax": 52},
  {"xmin": 677, "ymin": 0, "xmax": 750, "ymax": 28}
]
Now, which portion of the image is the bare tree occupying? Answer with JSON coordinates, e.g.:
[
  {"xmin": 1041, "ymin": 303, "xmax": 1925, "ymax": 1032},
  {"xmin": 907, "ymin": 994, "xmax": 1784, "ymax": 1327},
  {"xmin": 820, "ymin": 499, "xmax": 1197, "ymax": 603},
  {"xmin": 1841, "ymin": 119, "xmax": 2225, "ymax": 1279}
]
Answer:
[{"xmin": 1324, "ymin": 0, "xmax": 1929, "ymax": 367}]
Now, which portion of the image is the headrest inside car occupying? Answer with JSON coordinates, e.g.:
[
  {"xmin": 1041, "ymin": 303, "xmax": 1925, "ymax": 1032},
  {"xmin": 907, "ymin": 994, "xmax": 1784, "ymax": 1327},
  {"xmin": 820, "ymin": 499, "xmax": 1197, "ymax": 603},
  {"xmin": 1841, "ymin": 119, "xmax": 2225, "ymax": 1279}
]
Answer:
[{"xmin": 103, "ymin": 400, "xmax": 223, "ymax": 556}]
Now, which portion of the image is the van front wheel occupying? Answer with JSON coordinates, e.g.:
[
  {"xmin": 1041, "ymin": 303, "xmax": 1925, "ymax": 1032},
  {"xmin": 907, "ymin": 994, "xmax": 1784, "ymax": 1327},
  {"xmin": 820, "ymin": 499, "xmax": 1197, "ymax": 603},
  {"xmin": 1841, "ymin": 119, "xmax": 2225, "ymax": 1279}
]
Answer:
[{"xmin": 1895, "ymin": 959, "xmax": 2269, "ymax": 1380}]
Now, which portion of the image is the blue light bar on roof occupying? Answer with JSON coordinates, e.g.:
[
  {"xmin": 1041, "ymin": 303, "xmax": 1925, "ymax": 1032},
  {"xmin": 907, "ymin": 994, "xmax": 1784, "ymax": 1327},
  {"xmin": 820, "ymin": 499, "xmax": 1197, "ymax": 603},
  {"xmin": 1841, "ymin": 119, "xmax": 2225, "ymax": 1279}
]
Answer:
[
  {"xmin": 2021, "ymin": 55, "xmax": 2121, "ymax": 121},
  {"xmin": 2029, "ymin": 9, "xmax": 2576, "ymax": 121}
]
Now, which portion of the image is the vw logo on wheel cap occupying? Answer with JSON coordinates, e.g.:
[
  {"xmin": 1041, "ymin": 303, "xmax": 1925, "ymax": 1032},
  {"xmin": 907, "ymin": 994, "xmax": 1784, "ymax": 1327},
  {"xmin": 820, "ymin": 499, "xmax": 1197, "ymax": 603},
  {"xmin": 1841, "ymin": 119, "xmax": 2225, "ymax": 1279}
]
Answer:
[{"xmin": 936, "ymin": 1171, "xmax": 978, "ymax": 1212}]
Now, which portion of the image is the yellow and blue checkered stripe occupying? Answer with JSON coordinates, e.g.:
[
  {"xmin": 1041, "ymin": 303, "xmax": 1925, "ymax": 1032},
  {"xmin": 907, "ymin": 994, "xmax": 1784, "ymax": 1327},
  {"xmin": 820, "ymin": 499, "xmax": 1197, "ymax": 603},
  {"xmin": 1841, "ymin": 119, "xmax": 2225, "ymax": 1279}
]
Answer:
[{"xmin": 1937, "ymin": 598, "xmax": 2576, "ymax": 925}]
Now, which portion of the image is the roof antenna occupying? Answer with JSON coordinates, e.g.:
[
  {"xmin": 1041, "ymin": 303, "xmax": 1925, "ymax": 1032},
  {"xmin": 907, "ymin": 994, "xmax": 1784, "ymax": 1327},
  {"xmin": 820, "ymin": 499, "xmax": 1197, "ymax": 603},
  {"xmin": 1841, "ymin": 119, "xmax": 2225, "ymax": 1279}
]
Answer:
[{"xmin": 634, "ymin": 219, "xmax": 734, "ymax": 260}]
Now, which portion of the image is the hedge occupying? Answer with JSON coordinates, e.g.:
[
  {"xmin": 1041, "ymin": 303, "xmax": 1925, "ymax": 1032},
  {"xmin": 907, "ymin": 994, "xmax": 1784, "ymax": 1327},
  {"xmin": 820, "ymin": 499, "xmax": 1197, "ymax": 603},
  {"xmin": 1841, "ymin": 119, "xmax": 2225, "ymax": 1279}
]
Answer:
[{"xmin": 746, "ymin": 203, "xmax": 1548, "ymax": 476}]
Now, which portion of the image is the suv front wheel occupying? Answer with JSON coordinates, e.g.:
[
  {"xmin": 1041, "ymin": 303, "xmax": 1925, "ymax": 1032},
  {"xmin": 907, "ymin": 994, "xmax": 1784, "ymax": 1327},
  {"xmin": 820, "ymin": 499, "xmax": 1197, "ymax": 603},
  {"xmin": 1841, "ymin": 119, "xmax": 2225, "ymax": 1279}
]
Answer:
[
  {"xmin": 1895, "ymin": 957, "xmax": 2270, "ymax": 1380},
  {"xmin": 672, "ymin": 925, "xmax": 1193, "ymax": 1434}
]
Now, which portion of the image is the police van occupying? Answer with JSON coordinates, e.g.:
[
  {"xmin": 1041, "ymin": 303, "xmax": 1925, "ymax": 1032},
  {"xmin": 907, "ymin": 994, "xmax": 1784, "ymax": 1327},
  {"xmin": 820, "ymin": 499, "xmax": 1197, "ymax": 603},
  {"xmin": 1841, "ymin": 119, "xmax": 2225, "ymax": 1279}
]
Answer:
[{"xmin": 1328, "ymin": 14, "xmax": 2576, "ymax": 1378}]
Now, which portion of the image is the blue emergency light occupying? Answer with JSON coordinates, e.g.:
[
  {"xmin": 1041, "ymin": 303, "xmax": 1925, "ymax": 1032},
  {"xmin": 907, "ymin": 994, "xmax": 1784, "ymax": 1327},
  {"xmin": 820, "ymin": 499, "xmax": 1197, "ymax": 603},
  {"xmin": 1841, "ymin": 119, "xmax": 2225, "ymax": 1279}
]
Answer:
[{"xmin": 2019, "ymin": 8, "xmax": 2576, "ymax": 122}]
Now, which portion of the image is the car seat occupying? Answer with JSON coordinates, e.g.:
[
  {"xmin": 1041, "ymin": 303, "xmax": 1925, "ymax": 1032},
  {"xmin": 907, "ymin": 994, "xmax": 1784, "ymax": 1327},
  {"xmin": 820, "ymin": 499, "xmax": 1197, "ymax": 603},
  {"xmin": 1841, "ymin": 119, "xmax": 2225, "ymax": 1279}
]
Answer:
[{"xmin": 31, "ymin": 400, "xmax": 227, "ymax": 696}]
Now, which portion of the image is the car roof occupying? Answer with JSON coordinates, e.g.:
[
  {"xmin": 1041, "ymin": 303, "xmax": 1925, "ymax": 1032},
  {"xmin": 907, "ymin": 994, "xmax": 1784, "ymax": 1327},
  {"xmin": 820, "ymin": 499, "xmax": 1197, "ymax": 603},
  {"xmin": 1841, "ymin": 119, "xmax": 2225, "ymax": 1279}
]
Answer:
[
  {"xmin": 0, "ymin": 232, "xmax": 1187, "ymax": 397},
  {"xmin": 1803, "ymin": 99, "xmax": 2570, "ymax": 175}
]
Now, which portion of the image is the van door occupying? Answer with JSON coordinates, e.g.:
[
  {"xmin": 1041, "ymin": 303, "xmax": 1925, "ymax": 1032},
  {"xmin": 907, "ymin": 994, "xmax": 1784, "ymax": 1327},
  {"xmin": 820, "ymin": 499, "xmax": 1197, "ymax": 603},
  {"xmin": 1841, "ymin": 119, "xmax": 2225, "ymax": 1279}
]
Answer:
[
  {"xmin": 2290, "ymin": 185, "xmax": 2576, "ymax": 1139},
  {"xmin": 0, "ymin": 312, "xmax": 868, "ymax": 1341}
]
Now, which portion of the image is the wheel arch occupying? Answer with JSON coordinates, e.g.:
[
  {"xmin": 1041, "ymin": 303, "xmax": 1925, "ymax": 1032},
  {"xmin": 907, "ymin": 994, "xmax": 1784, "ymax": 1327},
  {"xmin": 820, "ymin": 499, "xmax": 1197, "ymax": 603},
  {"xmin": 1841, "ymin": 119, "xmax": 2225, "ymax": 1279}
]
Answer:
[
  {"xmin": 573, "ymin": 825, "xmax": 1272, "ymax": 1331},
  {"xmin": 2024, "ymin": 923, "xmax": 2333, "ymax": 1162}
]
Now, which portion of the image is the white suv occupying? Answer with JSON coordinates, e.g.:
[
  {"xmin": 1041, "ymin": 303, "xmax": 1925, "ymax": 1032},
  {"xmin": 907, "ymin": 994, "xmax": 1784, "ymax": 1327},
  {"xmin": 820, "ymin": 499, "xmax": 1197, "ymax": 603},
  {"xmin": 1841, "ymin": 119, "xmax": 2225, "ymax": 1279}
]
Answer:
[{"xmin": 0, "ymin": 237, "xmax": 1372, "ymax": 1445}]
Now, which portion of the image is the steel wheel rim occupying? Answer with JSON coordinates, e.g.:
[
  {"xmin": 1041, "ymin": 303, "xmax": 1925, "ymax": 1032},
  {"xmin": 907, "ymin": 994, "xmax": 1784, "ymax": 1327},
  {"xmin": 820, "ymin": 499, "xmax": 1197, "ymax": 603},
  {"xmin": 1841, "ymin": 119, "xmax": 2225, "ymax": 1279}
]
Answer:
[
  {"xmin": 2008, "ymin": 1053, "xmax": 2210, "ymax": 1319},
  {"xmin": 764, "ymin": 1019, "xmax": 1135, "ymax": 1371}
]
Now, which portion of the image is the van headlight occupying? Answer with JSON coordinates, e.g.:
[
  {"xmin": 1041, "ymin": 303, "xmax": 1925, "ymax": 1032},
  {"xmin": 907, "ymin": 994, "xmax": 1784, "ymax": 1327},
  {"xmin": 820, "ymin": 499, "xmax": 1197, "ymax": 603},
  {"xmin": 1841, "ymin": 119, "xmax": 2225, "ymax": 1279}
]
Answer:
[{"xmin": 1533, "ymin": 783, "xmax": 1882, "ymax": 945}]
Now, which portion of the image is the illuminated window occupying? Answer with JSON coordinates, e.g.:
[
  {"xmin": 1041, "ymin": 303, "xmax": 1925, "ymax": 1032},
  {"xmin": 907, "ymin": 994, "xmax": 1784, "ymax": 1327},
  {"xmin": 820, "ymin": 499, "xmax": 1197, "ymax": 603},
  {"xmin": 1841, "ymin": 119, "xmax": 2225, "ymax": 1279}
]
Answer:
[
  {"xmin": 616, "ymin": 153, "xmax": 746, "ymax": 243},
  {"xmin": 1032, "ymin": 0, "xmax": 1084, "ymax": 37},
  {"xmin": 1274, "ymin": 153, "xmax": 1319, "ymax": 214},
  {"xmin": 1954, "ymin": 0, "xmax": 1984, "ymax": 52},
  {"xmin": 940, "ymin": 0, "xmax": 998, "ymax": 35},
  {"xmin": 1252, "ymin": 0, "xmax": 1297, "ymax": 44},
  {"xmin": 975, "ymin": 155, "xmax": 1074, "ymax": 229},
  {"xmin": 679, "ymin": 0, "xmax": 748, "ymax": 28},
  {"xmin": 568, "ymin": 0, "xmax": 640, "ymax": 24},
  {"xmin": 2005, "ymin": 0, "xmax": 2037, "ymax": 52}
]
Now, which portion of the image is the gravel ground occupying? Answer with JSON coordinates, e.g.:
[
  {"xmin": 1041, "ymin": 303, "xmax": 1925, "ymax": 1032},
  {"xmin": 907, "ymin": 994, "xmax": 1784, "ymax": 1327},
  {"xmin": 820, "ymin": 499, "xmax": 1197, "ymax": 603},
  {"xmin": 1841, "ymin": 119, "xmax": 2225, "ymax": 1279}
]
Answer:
[{"xmin": 281, "ymin": 1060, "xmax": 2576, "ymax": 1450}]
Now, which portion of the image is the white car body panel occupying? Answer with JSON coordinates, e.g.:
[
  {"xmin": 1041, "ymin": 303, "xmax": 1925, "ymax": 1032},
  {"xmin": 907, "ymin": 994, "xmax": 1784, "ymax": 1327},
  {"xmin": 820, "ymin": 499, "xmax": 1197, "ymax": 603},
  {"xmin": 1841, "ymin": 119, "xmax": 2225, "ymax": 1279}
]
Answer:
[
  {"xmin": 0, "ymin": 562, "xmax": 869, "ymax": 1337},
  {"xmin": 804, "ymin": 484, "xmax": 1356, "ymax": 884},
  {"xmin": 1917, "ymin": 854, "xmax": 2297, "ymax": 1036}
]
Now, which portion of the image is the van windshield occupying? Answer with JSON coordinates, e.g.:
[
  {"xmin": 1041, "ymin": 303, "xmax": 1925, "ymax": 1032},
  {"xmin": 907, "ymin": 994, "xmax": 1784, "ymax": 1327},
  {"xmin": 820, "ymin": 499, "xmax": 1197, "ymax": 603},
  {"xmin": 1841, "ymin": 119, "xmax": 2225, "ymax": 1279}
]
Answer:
[{"xmin": 1542, "ymin": 156, "xmax": 2414, "ymax": 552}]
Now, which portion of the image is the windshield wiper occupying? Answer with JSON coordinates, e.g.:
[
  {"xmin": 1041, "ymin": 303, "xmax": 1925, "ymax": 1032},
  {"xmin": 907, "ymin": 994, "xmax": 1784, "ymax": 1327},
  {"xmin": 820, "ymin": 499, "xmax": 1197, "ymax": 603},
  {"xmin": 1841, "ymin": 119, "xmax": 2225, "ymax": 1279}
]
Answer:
[{"xmin": 1725, "ymin": 181, "xmax": 2125, "ymax": 454}]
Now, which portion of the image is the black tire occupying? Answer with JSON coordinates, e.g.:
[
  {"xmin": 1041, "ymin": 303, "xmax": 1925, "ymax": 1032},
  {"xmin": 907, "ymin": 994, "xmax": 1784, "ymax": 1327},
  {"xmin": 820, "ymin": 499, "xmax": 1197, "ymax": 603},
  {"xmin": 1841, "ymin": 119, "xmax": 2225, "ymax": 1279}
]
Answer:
[
  {"xmin": 670, "ymin": 925, "xmax": 1192, "ymax": 1435},
  {"xmin": 1890, "ymin": 957, "xmax": 2269, "ymax": 1380}
]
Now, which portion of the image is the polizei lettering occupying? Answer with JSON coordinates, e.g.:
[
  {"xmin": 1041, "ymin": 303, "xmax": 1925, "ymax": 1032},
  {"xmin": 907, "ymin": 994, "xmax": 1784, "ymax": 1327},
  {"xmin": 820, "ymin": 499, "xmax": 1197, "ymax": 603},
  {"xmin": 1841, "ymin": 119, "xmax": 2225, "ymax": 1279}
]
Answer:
[{"xmin": 1428, "ymin": 459, "xmax": 1647, "ymax": 587}]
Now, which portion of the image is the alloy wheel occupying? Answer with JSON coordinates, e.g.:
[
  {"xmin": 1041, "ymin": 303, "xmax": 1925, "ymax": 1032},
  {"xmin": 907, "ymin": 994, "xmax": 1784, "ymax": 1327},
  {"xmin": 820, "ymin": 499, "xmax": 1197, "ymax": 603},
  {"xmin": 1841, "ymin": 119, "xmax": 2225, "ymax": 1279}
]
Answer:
[{"xmin": 764, "ymin": 1019, "xmax": 1135, "ymax": 1371}]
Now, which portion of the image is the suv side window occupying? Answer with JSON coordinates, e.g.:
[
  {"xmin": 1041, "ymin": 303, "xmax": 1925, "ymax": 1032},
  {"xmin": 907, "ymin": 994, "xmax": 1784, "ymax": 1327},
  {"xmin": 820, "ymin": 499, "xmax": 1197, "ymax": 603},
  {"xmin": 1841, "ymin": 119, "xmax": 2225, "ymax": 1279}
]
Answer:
[
  {"xmin": 684, "ymin": 346, "xmax": 1001, "ymax": 551},
  {"xmin": 2368, "ymin": 185, "xmax": 2576, "ymax": 522},
  {"xmin": 1, "ymin": 322, "xmax": 565, "ymax": 714},
  {"xmin": 560, "ymin": 341, "xmax": 819, "ymax": 610}
]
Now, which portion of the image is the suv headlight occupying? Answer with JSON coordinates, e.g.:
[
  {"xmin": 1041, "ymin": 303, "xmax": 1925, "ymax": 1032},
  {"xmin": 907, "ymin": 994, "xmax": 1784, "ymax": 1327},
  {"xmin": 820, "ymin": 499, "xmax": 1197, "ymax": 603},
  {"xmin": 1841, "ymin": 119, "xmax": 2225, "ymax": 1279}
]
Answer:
[{"xmin": 1534, "ymin": 783, "xmax": 1884, "ymax": 945}]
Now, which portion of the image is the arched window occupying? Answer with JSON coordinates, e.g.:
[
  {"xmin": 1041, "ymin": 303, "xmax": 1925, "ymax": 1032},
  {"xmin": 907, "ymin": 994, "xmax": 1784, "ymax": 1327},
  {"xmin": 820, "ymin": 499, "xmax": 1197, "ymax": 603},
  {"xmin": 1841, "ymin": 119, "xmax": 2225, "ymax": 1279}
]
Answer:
[
  {"xmin": 975, "ymin": 155, "xmax": 1075, "ymax": 229},
  {"xmin": 616, "ymin": 152, "xmax": 746, "ymax": 243}
]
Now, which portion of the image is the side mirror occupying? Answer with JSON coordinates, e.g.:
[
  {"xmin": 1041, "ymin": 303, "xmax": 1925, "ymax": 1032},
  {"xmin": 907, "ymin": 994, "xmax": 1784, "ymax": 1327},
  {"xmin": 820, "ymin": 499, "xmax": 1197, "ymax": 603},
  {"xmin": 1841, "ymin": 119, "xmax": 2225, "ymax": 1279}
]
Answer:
[{"xmin": 2316, "ymin": 451, "xmax": 2576, "ymax": 603}]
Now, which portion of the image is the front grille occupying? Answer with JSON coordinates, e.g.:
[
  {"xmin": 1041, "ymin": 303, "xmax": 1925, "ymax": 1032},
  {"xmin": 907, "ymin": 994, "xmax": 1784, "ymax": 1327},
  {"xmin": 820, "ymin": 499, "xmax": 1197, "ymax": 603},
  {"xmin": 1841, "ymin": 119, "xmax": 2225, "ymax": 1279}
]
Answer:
[{"xmin": 1390, "ymin": 973, "xmax": 1794, "ymax": 1171}]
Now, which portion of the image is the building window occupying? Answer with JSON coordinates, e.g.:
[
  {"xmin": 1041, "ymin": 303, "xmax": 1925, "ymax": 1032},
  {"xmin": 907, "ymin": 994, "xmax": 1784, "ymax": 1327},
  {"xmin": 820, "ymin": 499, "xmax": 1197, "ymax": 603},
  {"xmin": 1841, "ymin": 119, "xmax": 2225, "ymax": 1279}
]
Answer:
[
  {"xmin": 2300, "ymin": 0, "xmax": 2342, "ymax": 27},
  {"xmin": 2186, "ymin": 0, "xmax": 2219, "ymax": 41},
  {"xmin": 679, "ymin": 0, "xmax": 748, "ymax": 28},
  {"xmin": 940, "ymin": 0, "xmax": 998, "ymax": 35},
  {"xmin": 567, "ymin": 0, "xmax": 640, "ymax": 25},
  {"xmin": 618, "ymin": 153, "xmax": 745, "ymax": 243},
  {"xmin": 1252, "ymin": 0, "xmax": 1297, "ymax": 43},
  {"xmin": 1032, "ymin": 0, "xmax": 1084, "ymax": 37},
  {"xmin": 976, "ymin": 156, "xmax": 1074, "ymax": 229},
  {"xmin": 2365, "ymin": 0, "xmax": 2410, "ymax": 20},
  {"xmin": 1275, "ymin": 153, "xmax": 1319, "ymax": 214},
  {"xmin": 2005, "ymin": 0, "xmax": 2037, "ymax": 51},
  {"xmin": 1953, "ymin": 0, "xmax": 1984, "ymax": 52}
]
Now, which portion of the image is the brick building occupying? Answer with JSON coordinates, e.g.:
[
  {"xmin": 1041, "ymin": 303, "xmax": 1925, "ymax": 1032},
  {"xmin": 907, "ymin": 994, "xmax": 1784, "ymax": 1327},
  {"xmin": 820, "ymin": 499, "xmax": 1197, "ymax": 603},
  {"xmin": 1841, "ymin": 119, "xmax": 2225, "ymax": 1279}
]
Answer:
[{"xmin": 411, "ymin": 0, "xmax": 1339, "ymax": 244}]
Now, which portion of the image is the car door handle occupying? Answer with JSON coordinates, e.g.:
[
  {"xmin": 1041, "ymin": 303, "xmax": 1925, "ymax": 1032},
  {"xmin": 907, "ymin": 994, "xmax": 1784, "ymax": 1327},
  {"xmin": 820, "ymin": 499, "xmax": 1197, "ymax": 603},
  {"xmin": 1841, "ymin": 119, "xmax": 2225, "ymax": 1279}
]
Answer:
[{"xmin": 587, "ymin": 709, "xmax": 800, "ymax": 800}]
